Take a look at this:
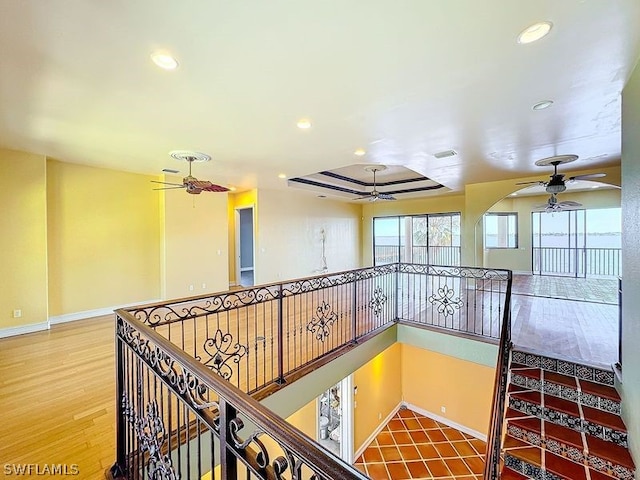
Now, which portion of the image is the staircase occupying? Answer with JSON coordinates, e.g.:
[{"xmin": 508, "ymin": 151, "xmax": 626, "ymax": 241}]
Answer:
[{"xmin": 501, "ymin": 350, "xmax": 635, "ymax": 480}]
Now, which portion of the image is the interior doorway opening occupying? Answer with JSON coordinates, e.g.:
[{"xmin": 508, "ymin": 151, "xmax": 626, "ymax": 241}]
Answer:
[
  {"xmin": 235, "ymin": 207, "xmax": 255, "ymax": 287},
  {"xmin": 317, "ymin": 375, "xmax": 353, "ymax": 462}
]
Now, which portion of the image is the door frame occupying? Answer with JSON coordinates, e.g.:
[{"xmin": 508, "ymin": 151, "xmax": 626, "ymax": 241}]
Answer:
[{"xmin": 235, "ymin": 205, "xmax": 256, "ymax": 287}]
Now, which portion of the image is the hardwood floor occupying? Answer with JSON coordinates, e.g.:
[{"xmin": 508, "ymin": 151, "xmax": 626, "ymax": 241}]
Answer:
[
  {"xmin": 509, "ymin": 275, "xmax": 619, "ymax": 368},
  {"xmin": 0, "ymin": 316, "xmax": 116, "ymax": 479}
]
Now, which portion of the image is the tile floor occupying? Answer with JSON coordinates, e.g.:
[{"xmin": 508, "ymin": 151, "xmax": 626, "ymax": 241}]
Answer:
[{"xmin": 353, "ymin": 408, "xmax": 486, "ymax": 479}]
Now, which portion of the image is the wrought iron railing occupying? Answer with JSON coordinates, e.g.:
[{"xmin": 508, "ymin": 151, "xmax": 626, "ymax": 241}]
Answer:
[
  {"xmin": 112, "ymin": 263, "xmax": 512, "ymax": 479},
  {"xmin": 532, "ymin": 246, "xmax": 621, "ymax": 277},
  {"xmin": 483, "ymin": 275, "xmax": 513, "ymax": 479}
]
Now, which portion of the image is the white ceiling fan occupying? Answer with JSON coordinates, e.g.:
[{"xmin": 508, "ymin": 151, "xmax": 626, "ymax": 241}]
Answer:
[
  {"xmin": 534, "ymin": 193, "xmax": 582, "ymax": 212},
  {"xmin": 353, "ymin": 165, "xmax": 396, "ymax": 202}
]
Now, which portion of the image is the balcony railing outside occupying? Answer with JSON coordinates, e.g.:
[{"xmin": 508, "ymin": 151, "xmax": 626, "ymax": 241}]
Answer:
[
  {"xmin": 112, "ymin": 262, "xmax": 512, "ymax": 480},
  {"xmin": 374, "ymin": 245, "xmax": 461, "ymax": 266},
  {"xmin": 532, "ymin": 246, "xmax": 621, "ymax": 277}
]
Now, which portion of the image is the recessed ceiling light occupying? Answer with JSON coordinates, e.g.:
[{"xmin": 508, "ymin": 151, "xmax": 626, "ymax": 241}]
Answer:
[
  {"xmin": 296, "ymin": 119, "xmax": 312, "ymax": 129},
  {"xmin": 354, "ymin": 148, "xmax": 366, "ymax": 156},
  {"xmin": 278, "ymin": 173, "xmax": 287, "ymax": 179},
  {"xmin": 532, "ymin": 100, "xmax": 554, "ymax": 110},
  {"xmin": 151, "ymin": 52, "xmax": 179, "ymax": 70},
  {"xmin": 517, "ymin": 21, "xmax": 553, "ymax": 44},
  {"xmin": 229, "ymin": 186, "xmax": 237, "ymax": 192}
]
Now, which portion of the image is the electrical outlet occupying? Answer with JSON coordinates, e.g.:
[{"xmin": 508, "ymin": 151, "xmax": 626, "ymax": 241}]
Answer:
[
  {"xmin": 189, "ymin": 285, "xmax": 194, "ymax": 291},
  {"xmin": 441, "ymin": 406, "xmax": 446, "ymax": 414},
  {"xmin": 12, "ymin": 309, "xmax": 22, "ymax": 318},
  {"xmin": 378, "ymin": 412, "xmax": 382, "ymax": 420},
  {"xmin": 202, "ymin": 283, "xmax": 206, "ymax": 289}
]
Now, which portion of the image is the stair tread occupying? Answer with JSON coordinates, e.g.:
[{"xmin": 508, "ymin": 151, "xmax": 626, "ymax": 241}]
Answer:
[
  {"xmin": 544, "ymin": 394, "xmax": 581, "ymax": 417},
  {"xmin": 586, "ymin": 434, "xmax": 636, "ymax": 470},
  {"xmin": 506, "ymin": 407, "xmax": 534, "ymax": 419},
  {"xmin": 517, "ymin": 368, "xmax": 542, "ymax": 380},
  {"xmin": 509, "ymin": 417, "xmax": 541, "ymax": 434},
  {"xmin": 504, "ymin": 437, "xmax": 542, "ymax": 466},
  {"xmin": 511, "ymin": 390, "xmax": 542, "ymax": 404},
  {"xmin": 544, "ymin": 421, "xmax": 583, "ymax": 449},
  {"xmin": 501, "ymin": 466, "xmax": 531, "ymax": 479},
  {"xmin": 583, "ymin": 405, "xmax": 627, "ymax": 432},
  {"xmin": 545, "ymin": 450, "xmax": 588, "ymax": 480},
  {"xmin": 580, "ymin": 378, "xmax": 621, "ymax": 401},
  {"xmin": 544, "ymin": 370, "xmax": 578, "ymax": 388}
]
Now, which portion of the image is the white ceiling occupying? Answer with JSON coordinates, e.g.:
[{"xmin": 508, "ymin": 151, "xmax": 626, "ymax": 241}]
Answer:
[{"xmin": 1, "ymin": 1, "xmax": 639, "ymax": 194}]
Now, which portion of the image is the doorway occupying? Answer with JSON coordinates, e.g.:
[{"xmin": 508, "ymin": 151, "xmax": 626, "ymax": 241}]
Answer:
[
  {"xmin": 235, "ymin": 207, "xmax": 255, "ymax": 287},
  {"xmin": 317, "ymin": 375, "xmax": 353, "ymax": 462}
]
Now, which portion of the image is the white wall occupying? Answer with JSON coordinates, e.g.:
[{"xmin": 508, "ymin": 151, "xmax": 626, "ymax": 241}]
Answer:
[
  {"xmin": 255, "ymin": 189, "xmax": 362, "ymax": 284},
  {"xmin": 621, "ymin": 59, "xmax": 640, "ymax": 465}
]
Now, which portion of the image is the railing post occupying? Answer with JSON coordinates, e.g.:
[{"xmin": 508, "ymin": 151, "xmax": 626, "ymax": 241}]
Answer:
[
  {"xmin": 219, "ymin": 398, "xmax": 238, "ymax": 480},
  {"xmin": 352, "ymin": 278, "xmax": 358, "ymax": 344},
  {"xmin": 394, "ymin": 263, "xmax": 400, "ymax": 321},
  {"xmin": 276, "ymin": 283, "xmax": 285, "ymax": 385},
  {"xmin": 112, "ymin": 315, "xmax": 127, "ymax": 479}
]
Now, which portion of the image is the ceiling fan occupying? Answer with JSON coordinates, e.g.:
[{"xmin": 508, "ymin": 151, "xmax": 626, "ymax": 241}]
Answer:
[
  {"xmin": 516, "ymin": 154, "xmax": 606, "ymax": 193},
  {"xmin": 534, "ymin": 193, "xmax": 582, "ymax": 212},
  {"xmin": 353, "ymin": 165, "xmax": 396, "ymax": 202},
  {"xmin": 152, "ymin": 151, "xmax": 229, "ymax": 195}
]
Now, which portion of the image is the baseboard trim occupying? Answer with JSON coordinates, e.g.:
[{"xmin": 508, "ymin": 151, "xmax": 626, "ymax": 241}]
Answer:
[
  {"xmin": 0, "ymin": 321, "xmax": 49, "ymax": 339},
  {"xmin": 49, "ymin": 299, "xmax": 162, "ymax": 325},
  {"xmin": 354, "ymin": 401, "xmax": 403, "ymax": 459},
  {"xmin": 513, "ymin": 270, "xmax": 533, "ymax": 276},
  {"xmin": 403, "ymin": 402, "xmax": 487, "ymax": 442}
]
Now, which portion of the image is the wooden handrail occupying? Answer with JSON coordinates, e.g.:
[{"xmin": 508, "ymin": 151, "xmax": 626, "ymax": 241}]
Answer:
[{"xmin": 483, "ymin": 271, "xmax": 513, "ymax": 479}]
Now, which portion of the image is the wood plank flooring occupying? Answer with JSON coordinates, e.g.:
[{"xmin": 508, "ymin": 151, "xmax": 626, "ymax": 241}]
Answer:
[{"xmin": 0, "ymin": 316, "xmax": 116, "ymax": 479}]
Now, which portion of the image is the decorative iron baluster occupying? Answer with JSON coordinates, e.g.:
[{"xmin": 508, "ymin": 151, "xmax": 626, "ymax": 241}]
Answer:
[
  {"xmin": 369, "ymin": 286, "xmax": 388, "ymax": 317},
  {"xmin": 428, "ymin": 284, "xmax": 464, "ymax": 318},
  {"xmin": 306, "ymin": 301, "xmax": 338, "ymax": 341},
  {"xmin": 196, "ymin": 329, "xmax": 248, "ymax": 380}
]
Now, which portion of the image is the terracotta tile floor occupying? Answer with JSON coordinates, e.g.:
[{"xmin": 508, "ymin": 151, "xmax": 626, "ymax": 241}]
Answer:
[{"xmin": 354, "ymin": 408, "xmax": 486, "ymax": 479}]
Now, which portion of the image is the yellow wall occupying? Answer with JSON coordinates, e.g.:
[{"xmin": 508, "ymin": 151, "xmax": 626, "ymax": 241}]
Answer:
[
  {"xmin": 255, "ymin": 189, "xmax": 362, "ymax": 284},
  {"xmin": 483, "ymin": 188, "xmax": 622, "ymax": 271},
  {"xmin": 0, "ymin": 149, "xmax": 48, "ymax": 330},
  {"xmin": 162, "ymin": 179, "xmax": 229, "ymax": 298},
  {"xmin": 47, "ymin": 160, "xmax": 161, "ymax": 315},
  {"xmin": 401, "ymin": 343, "xmax": 495, "ymax": 435},
  {"xmin": 353, "ymin": 343, "xmax": 403, "ymax": 450}
]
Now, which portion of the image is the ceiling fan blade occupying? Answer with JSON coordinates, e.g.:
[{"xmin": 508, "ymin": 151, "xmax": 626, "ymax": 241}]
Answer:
[
  {"xmin": 568, "ymin": 173, "xmax": 606, "ymax": 181},
  {"xmin": 353, "ymin": 194, "xmax": 373, "ymax": 200},
  {"xmin": 377, "ymin": 193, "xmax": 397, "ymax": 201},
  {"xmin": 151, "ymin": 180, "xmax": 185, "ymax": 187},
  {"xmin": 557, "ymin": 201, "xmax": 582, "ymax": 207},
  {"xmin": 153, "ymin": 186, "xmax": 186, "ymax": 191},
  {"xmin": 200, "ymin": 182, "xmax": 230, "ymax": 193},
  {"xmin": 515, "ymin": 180, "xmax": 545, "ymax": 186}
]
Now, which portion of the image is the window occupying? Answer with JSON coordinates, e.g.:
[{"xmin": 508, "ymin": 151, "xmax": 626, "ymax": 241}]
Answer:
[
  {"xmin": 373, "ymin": 213, "xmax": 461, "ymax": 265},
  {"xmin": 484, "ymin": 212, "xmax": 518, "ymax": 249}
]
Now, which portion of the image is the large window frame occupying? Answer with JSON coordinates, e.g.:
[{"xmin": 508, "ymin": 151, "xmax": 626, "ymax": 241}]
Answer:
[
  {"xmin": 484, "ymin": 212, "xmax": 518, "ymax": 249},
  {"xmin": 373, "ymin": 212, "xmax": 461, "ymax": 266}
]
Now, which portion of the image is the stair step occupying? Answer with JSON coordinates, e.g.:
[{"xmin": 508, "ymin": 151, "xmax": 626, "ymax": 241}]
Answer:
[
  {"xmin": 501, "ymin": 465, "xmax": 532, "ymax": 479},
  {"xmin": 506, "ymin": 419, "xmax": 635, "ymax": 479},
  {"xmin": 510, "ymin": 367, "xmax": 622, "ymax": 415},
  {"xmin": 512, "ymin": 350, "xmax": 615, "ymax": 386},
  {"xmin": 508, "ymin": 392, "xmax": 628, "ymax": 448}
]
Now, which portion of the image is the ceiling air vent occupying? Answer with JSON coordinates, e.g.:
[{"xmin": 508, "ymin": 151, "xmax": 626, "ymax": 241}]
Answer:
[
  {"xmin": 433, "ymin": 149, "xmax": 457, "ymax": 159},
  {"xmin": 162, "ymin": 168, "xmax": 180, "ymax": 174}
]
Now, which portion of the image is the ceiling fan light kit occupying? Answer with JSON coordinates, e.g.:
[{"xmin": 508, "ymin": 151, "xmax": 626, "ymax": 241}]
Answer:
[
  {"xmin": 353, "ymin": 165, "xmax": 397, "ymax": 202},
  {"xmin": 515, "ymin": 154, "xmax": 606, "ymax": 196}
]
